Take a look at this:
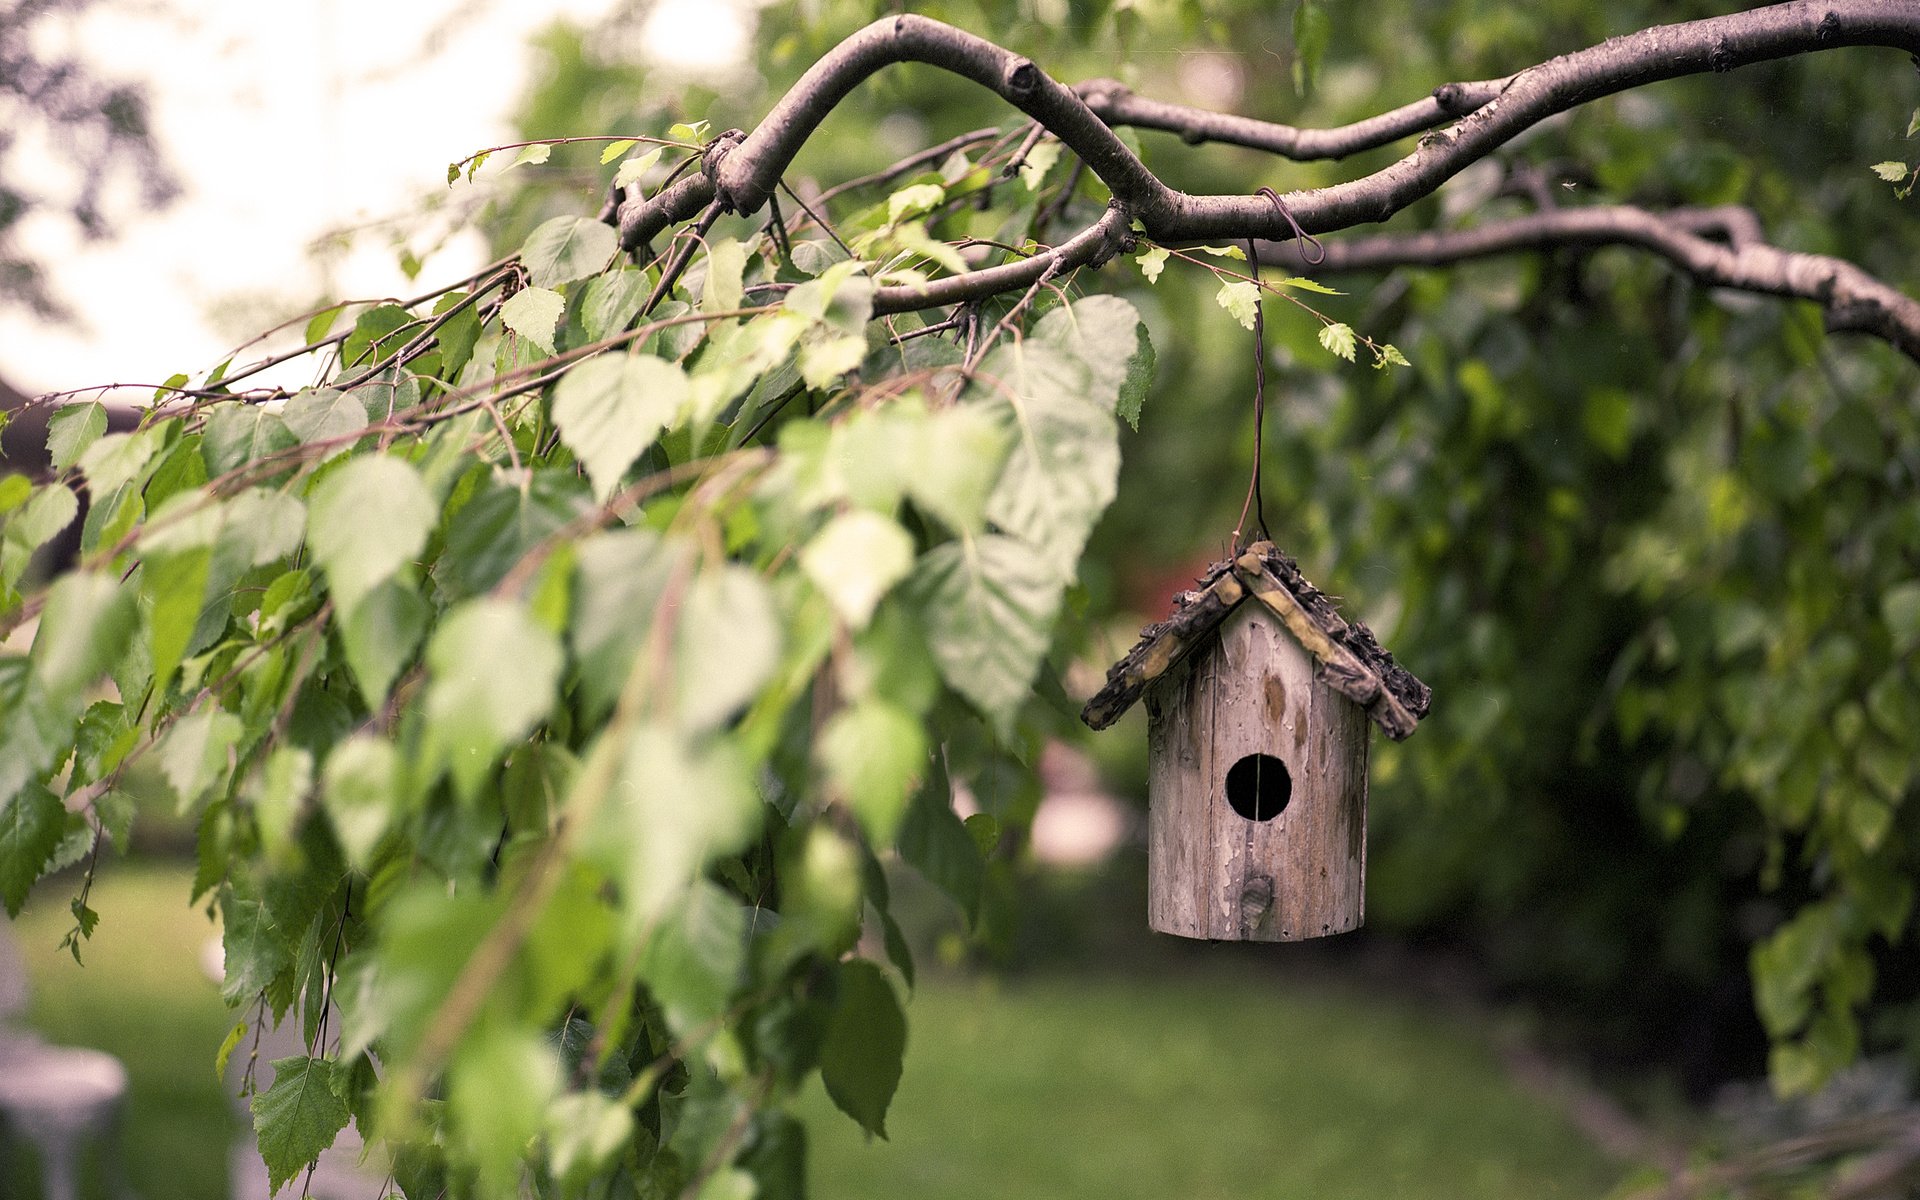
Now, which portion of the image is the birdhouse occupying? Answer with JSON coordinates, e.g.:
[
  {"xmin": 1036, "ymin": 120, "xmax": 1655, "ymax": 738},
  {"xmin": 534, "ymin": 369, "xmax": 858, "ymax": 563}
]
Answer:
[{"xmin": 1081, "ymin": 542, "xmax": 1431, "ymax": 942}]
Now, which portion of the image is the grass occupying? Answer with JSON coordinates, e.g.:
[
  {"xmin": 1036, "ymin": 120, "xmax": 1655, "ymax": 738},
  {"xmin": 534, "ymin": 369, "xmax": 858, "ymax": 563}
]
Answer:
[
  {"xmin": 9, "ymin": 865, "xmax": 234, "ymax": 1200},
  {"xmin": 798, "ymin": 967, "xmax": 1625, "ymax": 1200},
  {"xmin": 7, "ymin": 866, "xmax": 1627, "ymax": 1200}
]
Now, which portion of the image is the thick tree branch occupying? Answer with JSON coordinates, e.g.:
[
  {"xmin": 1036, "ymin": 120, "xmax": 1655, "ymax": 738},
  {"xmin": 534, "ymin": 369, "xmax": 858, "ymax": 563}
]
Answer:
[
  {"xmin": 615, "ymin": 1, "xmax": 1920, "ymax": 256},
  {"xmin": 1258, "ymin": 205, "xmax": 1920, "ymax": 362}
]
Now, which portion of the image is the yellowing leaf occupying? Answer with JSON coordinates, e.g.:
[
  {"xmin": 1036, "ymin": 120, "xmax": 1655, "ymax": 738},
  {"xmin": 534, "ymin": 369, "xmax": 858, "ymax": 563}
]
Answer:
[
  {"xmin": 1277, "ymin": 275, "xmax": 1343, "ymax": 295},
  {"xmin": 613, "ymin": 146, "xmax": 663, "ymax": 191},
  {"xmin": 600, "ymin": 138, "xmax": 636, "ymax": 164},
  {"xmin": 887, "ymin": 183, "xmax": 945, "ymax": 225},
  {"xmin": 1216, "ymin": 280, "xmax": 1261, "ymax": 331},
  {"xmin": 799, "ymin": 334, "xmax": 868, "ymax": 390},
  {"xmin": 1318, "ymin": 321, "xmax": 1358, "ymax": 361},
  {"xmin": 507, "ymin": 142, "xmax": 552, "ymax": 169},
  {"xmin": 1135, "ymin": 245, "xmax": 1168, "ymax": 284},
  {"xmin": 1016, "ymin": 138, "xmax": 1062, "ymax": 192},
  {"xmin": 802, "ymin": 510, "xmax": 914, "ymax": 629},
  {"xmin": 702, "ymin": 237, "xmax": 747, "ymax": 314},
  {"xmin": 1870, "ymin": 161, "xmax": 1909, "ymax": 182},
  {"xmin": 500, "ymin": 286, "xmax": 565, "ymax": 353}
]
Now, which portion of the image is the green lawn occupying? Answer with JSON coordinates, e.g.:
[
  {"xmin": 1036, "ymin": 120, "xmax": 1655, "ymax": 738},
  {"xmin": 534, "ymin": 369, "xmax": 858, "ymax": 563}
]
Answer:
[
  {"xmin": 9, "ymin": 866, "xmax": 1627, "ymax": 1200},
  {"xmin": 798, "ymin": 969, "xmax": 1624, "ymax": 1200},
  {"xmin": 9, "ymin": 866, "xmax": 235, "ymax": 1200}
]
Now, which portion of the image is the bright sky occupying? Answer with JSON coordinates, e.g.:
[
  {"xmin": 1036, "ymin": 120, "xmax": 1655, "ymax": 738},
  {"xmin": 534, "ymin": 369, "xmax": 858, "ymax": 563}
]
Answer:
[{"xmin": 1, "ymin": 0, "xmax": 750, "ymax": 397}]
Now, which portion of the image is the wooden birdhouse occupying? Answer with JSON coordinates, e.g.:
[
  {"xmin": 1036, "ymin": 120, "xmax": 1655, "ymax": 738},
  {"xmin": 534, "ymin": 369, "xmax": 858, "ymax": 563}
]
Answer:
[{"xmin": 1081, "ymin": 542, "xmax": 1431, "ymax": 942}]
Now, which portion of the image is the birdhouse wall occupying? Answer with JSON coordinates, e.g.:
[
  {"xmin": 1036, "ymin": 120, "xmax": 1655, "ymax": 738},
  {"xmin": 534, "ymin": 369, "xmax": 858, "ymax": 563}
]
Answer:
[{"xmin": 1145, "ymin": 603, "xmax": 1369, "ymax": 942}]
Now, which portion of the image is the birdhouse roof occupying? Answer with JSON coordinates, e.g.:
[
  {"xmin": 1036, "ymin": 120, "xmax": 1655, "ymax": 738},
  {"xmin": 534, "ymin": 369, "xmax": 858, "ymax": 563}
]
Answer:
[{"xmin": 1081, "ymin": 541, "xmax": 1432, "ymax": 740}]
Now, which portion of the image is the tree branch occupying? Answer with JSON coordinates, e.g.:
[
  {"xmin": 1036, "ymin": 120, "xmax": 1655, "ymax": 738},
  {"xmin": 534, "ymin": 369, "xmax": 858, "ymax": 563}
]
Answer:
[
  {"xmin": 614, "ymin": 1, "xmax": 1920, "ymax": 256},
  {"xmin": 1257, "ymin": 204, "xmax": 1920, "ymax": 363},
  {"xmin": 1072, "ymin": 76, "xmax": 1508, "ymax": 161}
]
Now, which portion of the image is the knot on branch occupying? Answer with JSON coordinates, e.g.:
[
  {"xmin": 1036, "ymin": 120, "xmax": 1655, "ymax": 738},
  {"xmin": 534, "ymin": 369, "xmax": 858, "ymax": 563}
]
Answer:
[
  {"xmin": 1816, "ymin": 10, "xmax": 1840, "ymax": 42},
  {"xmin": 1432, "ymin": 82, "xmax": 1473, "ymax": 114},
  {"xmin": 1005, "ymin": 58, "xmax": 1039, "ymax": 97},
  {"xmin": 1085, "ymin": 200, "xmax": 1137, "ymax": 268},
  {"xmin": 1707, "ymin": 37, "xmax": 1735, "ymax": 72},
  {"xmin": 702, "ymin": 128, "xmax": 750, "ymax": 211}
]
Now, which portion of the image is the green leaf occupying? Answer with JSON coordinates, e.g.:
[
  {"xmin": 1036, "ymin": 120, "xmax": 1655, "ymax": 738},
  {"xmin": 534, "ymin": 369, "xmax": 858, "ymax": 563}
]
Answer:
[
  {"xmin": 1277, "ymin": 275, "xmax": 1343, "ymax": 295},
  {"xmin": 819, "ymin": 959, "xmax": 906, "ymax": 1138},
  {"xmin": 520, "ymin": 216, "xmax": 618, "ymax": 290},
  {"xmin": 202, "ymin": 404, "xmax": 297, "ymax": 476},
  {"xmin": 160, "ymin": 709, "xmax": 244, "ymax": 811},
  {"xmin": 1032, "ymin": 294, "xmax": 1154, "ymax": 418},
  {"xmin": 594, "ymin": 723, "xmax": 759, "ymax": 922},
  {"xmin": 339, "ymin": 579, "xmax": 428, "ymax": 708},
  {"xmin": 820, "ymin": 701, "xmax": 926, "ymax": 844},
  {"xmin": 76, "ymin": 425, "xmax": 166, "ymax": 498},
  {"xmin": 432, "ymin": 292, "xmax": 482, "ymax": 381},
  {"xmin": 579, "ymin": 268, "xmax": 652, "ymax": 342},
  {"xmin": 801, "ymin": 511, "xmax": 914, "ymax": 629},
  {"xmin": 30, "ymin": 572, "xmax": 136, "ymax": 706},
  {"xmin": 319, "ymin": 735, "xmax": 400, "ymax": 871},
  {"xmin": 1907, "ymin": 107, "xmax": 1920, "ymax": 139},
  {"xmin": 305, "ymin": 304, "xmax": 346, "ymax": 345},
  {"xmin": 551, "ymin": 353, "xmax": 689, "ymax": 501},
  {"xmin": 1292, "ymin": 0, "xmax": 1331, "ymax": 95},
  {"xmin": 449, "ymin": 1027, "xmax": 561, "ymax": 1196},
  {"xmin": 305, "ymin": 455, "xmax": 437, "ymax": 616},
  {"xmin": 600, "ymin": 138, "xmax": 636, "ymax": 164},
  {"xmin": 1375, "ymin": 342, "xmax": 1411, "ymax": 368},
  {"xmin": 45, "ymin": 402, "xmax": 107, "ymax": 473},
  {"xmin": 251, "ymin": 1056, "xmax": 351, "ymax": 1195},
  {"xmin": 1197, "ymin": 244, "xmax": 1247, "ymax": 261},
  {"xmin": 548, "ymin": 1092, "xmax": 635, "ymax": 1188},
  {"xmin": 675, "ymin": 565, "xmax": 781, "ymax": 732},
  {"xmin": 568, "ymin": 530, "xmax": 687, "ymax": 721},
  {"xmin": 251, "ymin": 746, "xmax": 313, "ymax": 862},
  {"xmin": 1, "ymin": 483, "xmax": 78, "ymax": 587},
  {"xmin": 440, "ymin": 473, "xmax": 590, "ymax": 602},
  {"xmin": 1870, "ymin": 161, "xmax": 1908, "ymax": 182},
  {"xmin": 613, "ymin": 146, "xmax": 663, "ymax": 190},
  {"xmin": 0, "ymin": 785, "xmax": 65, "ymax": 916},
  {"xmin": 898, "ymin": 781, "xmax": 983, "ymax": 919},
  {"xmin": 1215, "ymin": 280, "xmax": 1261, "ymax": 331},
  {"xmin": 281, "ymin": 388, "xmax": 369, "ymax": 452},
  {"xmin": 500, "ymin": 286, "xmax": 566, "ymax": 354},
  {"xmin": 1881, "ymin": 580, "xmax": 1920, "ymax": 652},
  {"xmin": 1135, "ymin": 245, "xmax": 1168, "ymax": 284},
  {"xmin": 978, "ymin": 342, "xmax": 1119, "ymax": 580},
  {"xmin": 905, "ymin": 406, "xmax": 1012, "ymax": 535},
  {"xmin": 667, "ymin": 121, "xmax": 709, "ymax": 143},
  {"xmin": 424, "ymin": 599, "xmax": 564, "ymax": 799},
  {"xmin": 507, "ymin": 142, "xmax": 552, "ymax": 169},
  {"xmin": 638, "ymin": 879, "xmax": 748, "ymax": 1037},
  {"xmin": 218, "ymin": 878, "xmax": 293, "ymax": 1004},
  {"xmin": 702, "ymin": 237, "xmax": 748, "ymax": 314},
  {"xmin": 1318, "ymin": 321, "xmax": 1358, "ymax": 361},
  {"xmin": 913, "ymin": 536, "xmax": 1061, "ymax": 732}
]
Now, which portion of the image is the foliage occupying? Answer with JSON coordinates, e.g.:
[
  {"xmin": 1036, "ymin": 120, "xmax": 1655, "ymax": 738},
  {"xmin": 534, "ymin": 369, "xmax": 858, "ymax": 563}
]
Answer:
[{"xmin": 0, "ymin": 104, "xmax": 1152, "ymax": 1193}]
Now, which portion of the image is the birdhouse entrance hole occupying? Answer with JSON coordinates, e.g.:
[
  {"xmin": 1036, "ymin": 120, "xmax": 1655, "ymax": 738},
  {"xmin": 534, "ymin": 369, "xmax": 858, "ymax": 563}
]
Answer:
[{"xmin": 1225, "ymin": 753, "xmax": 1291, "ymax": 822}]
